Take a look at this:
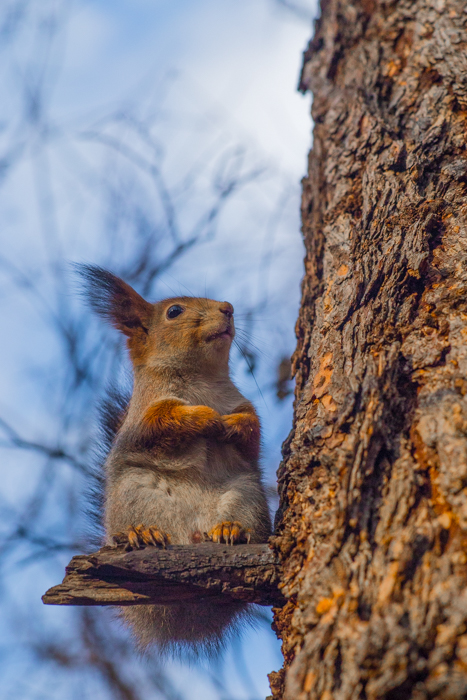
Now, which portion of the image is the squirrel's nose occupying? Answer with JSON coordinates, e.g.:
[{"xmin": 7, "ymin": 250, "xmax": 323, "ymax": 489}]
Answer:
[{"xmin": 219, "ymin": 302, "xmax": 234, "ymax": 319}]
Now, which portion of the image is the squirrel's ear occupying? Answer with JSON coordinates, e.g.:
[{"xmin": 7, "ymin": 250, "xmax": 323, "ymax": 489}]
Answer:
[{"xmin": 76, "ymin": 264, "xmax": 152, "ymax": 337}]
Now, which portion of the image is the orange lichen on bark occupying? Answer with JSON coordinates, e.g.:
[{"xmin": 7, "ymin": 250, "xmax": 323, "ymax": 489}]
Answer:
[
  {"xmin": 316, "ymin": 597, "xmax": 334, "ymax": 615},
  {"xmin": 313, "ymin": 352, "xmax": 333, "ymax": 399},
  {"xmin": 321, "ymin": 394, "xmax": 337, "ymax": 412},
  {"xmin": 337, "ymin": 264, "xmax": 349, "ymax": 277},
  {"xmin": 377, "ymin": 561, "xmax": 400, "ymax": 606},
  {"xmin": 316, "ymin": 587, "xmax": 345, "ymax": 616},
  {"xmin": 303, "ymin": 670, "xmax": 316, "ymax": 692}
]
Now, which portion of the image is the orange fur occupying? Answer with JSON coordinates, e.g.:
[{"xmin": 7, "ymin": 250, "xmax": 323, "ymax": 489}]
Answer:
[
  {"xmin": 142, "ymin": 398, "xmax": 225, "ymax": 448},
  {"xmin": 221, "ymin": 403, "xmax": 260, "ymax": 460},
  {"xmin": 139, "ymin": 399, "xmax": 260, "ymax": 456}
]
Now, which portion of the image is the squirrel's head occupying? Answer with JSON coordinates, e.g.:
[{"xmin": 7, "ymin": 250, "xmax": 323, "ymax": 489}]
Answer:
[{"xmin": 77, "ymin": 265, "xmax": 235, "ymax": 375}]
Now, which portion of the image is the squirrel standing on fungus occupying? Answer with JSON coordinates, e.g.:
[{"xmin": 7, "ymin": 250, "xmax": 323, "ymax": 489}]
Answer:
[{"xmin": 78, "ymin": 265, "xmax": 272, "ymax": 655}]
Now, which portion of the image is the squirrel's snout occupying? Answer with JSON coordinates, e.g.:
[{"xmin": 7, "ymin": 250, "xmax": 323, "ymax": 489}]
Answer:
[{"xmin": 219, "ymin": 302, "xmax": 234, "ymax": 319}]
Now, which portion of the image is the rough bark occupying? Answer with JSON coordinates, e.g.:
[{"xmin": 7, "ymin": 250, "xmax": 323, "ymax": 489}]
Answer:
[
  {"xmin": 270, "ymin": 1, "xmax": 467, "ymax": 698},
  {"xmin": 42, "ymin": 543, "xmax": 284, "ymax": 607}
]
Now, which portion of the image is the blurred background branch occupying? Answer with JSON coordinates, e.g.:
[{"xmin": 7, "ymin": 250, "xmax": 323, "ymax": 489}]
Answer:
[{"xmin": 0, "ymin": 0, "xmax": 315, "ymax": 698}]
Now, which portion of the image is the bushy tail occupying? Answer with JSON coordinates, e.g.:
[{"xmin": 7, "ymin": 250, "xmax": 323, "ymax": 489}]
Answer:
[
  {"xmin": 84, "ymin": 385, "xmax": 130, "ymax": 550},
  {"xmin": 120, "ymin": 599, "xmax": 252, "ymax": 658}
]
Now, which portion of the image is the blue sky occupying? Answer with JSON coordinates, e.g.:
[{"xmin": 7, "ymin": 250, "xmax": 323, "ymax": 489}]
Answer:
[
  {"xmin": 53, "ymin": 0, "xmax": 312, "ymax": 169},
  {"xmin": 0, "ymin": 1, "xmax": 317, "ymax": 698}
]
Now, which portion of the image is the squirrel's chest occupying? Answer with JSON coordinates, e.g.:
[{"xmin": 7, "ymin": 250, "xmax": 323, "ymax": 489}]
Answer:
[{"xmin": 141, "ymin": 437, "xmax": 248, "ymax": 481}]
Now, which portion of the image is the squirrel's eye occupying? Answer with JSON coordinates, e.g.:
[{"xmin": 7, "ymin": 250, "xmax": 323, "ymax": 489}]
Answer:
[{"xmin": 166, "ymin": 304, "xmax": 184, "ymax": 319}]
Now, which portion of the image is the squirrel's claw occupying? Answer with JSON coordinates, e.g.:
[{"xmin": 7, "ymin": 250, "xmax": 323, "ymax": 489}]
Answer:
[
  {"xmin": 112, "ymin": 524, "xmax": 171, "ymax": 551},
  {"xmin": 145, "ymin": 525, "xmax": 171, "ymax": 547},
  {"xmin": 208, "ymin": 521, "xmax": 251, "ymax": 545}
]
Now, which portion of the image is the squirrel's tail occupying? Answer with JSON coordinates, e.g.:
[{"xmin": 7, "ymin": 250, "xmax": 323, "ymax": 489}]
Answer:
[
  {"xmin": 119, "ymin": 599, "xmax": 251, "ymax": 657},
  {"xmin": 84, "ymin": 385, "xmax": 131, "ymax": 549}
]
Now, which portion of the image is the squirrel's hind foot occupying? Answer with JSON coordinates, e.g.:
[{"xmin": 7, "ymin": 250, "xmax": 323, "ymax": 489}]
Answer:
[
  {"xmin": 112, "ymin": 524, "xmax": 171, "ymax": 551},
  {"xmin": 207, "ymin": 521, "xmax": 251, "ymax": 545}
]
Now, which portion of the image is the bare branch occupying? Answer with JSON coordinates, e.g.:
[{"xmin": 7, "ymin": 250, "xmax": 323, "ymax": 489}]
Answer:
[
  {"xmin": 274, "ymin": 0, "xmax": 314, "ymax": 22},
  {"xmin": 0, "ymin": 417, "xmax": 91, "ymax": 474},
  {"xmin": 43, "ymin": 543, "xmax": 285, "ymax": 607}
]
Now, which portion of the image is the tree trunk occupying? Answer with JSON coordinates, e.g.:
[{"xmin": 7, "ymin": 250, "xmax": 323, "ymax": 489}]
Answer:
[{"xmin": 270, "ymin": 1, "xmax": 467, "ymax": 698}]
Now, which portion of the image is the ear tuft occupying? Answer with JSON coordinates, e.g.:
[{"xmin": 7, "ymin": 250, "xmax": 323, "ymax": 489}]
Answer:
[{"xmin": 75, "ymin": 264, "xmax": 152, "ymax": 336}]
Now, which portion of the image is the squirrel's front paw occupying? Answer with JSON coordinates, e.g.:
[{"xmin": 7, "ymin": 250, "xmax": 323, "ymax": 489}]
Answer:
[
  {"xmin": 112, "ymin": 524, "xmax": 171, "ymax": 551},
  {"xmin": 207, "ymin": 521, "xmax": 251, "ymax": 545}
]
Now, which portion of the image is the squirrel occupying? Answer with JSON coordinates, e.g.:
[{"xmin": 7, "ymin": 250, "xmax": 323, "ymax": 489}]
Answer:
[{"xmin": 78, "ymin": 264, "xmax": 272, "ymax": 655}]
